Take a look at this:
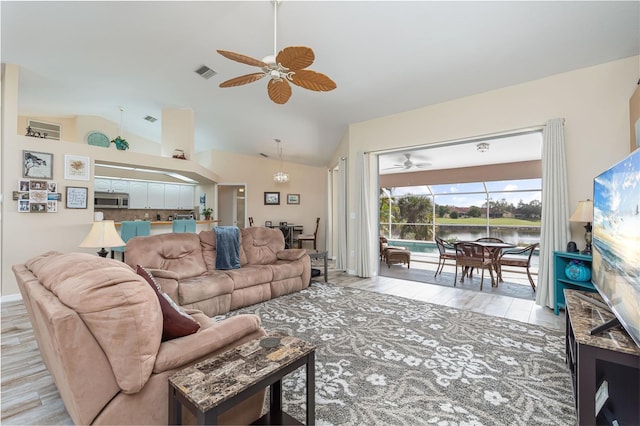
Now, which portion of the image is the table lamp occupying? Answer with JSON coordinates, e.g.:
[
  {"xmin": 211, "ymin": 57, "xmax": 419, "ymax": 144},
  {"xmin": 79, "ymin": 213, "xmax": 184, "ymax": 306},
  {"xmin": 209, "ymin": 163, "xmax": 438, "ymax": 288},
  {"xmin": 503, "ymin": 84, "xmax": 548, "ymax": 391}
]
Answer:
[
  {"xmin": 79, "ymin": 220, "xmax": 126, "ymax": 257},
  {"xmin": 569, "ymin": 199, "xmax": 593, "ymax": 255}
]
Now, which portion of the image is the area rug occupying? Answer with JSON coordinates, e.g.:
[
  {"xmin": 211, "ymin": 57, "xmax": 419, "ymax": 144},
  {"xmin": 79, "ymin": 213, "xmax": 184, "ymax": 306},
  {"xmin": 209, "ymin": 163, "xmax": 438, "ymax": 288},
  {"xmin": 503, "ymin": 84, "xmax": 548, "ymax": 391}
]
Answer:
[
  {"xmin": 227, "ymin": 283, "xmax": 575, "ymax": 426},
  {"xmin": 379, "ymin": 261, "xmax": 536, "ymax": 301}
]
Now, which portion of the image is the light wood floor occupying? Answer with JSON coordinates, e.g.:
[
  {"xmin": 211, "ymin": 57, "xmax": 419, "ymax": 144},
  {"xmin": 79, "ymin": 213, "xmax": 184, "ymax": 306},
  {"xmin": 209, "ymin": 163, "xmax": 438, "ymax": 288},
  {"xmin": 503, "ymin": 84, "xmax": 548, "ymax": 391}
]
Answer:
[{"xmin": 1, "ymin": 261, "xmax": 563, "ymax": 425}]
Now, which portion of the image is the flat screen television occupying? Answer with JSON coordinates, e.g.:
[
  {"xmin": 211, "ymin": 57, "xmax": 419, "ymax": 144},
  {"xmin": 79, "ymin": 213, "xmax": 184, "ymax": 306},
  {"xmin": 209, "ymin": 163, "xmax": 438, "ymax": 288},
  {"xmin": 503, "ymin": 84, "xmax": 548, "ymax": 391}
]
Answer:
[{"xmin": 591, "ymin": 147, "xmax": 640, "ymax": 348}]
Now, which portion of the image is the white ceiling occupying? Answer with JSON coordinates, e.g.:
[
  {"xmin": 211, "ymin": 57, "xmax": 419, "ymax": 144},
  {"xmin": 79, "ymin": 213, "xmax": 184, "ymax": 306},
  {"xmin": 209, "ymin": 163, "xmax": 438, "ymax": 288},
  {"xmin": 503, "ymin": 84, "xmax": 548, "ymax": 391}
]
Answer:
[{"xmin": 2, "ymin": 1, "xmax": 638, "ymax": 168}]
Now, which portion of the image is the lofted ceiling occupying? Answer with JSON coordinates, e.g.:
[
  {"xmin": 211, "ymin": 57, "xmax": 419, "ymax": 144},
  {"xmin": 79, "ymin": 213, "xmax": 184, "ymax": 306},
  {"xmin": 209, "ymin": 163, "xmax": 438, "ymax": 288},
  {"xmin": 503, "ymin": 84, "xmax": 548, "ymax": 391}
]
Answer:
[{"xmin": 2, "ymin": 1, "xmax": 638, "ymax": 168}]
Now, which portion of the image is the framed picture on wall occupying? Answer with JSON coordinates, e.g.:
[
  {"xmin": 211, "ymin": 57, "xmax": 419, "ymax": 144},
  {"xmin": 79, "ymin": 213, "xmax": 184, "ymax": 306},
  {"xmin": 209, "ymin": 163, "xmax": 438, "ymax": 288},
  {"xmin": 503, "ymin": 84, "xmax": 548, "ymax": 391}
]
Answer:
[
  {"xmin": 66, "ymin": 186, "xmax": 88, "ymax": 209},
  {"xmin": 264, "ymin": 192, "xmax": 280, "ymax": 205},
  {"xmin": 64, "ymin": 155, "xmax": 90, "ymax": 181},
  {"xmin": 287, "ymin": 194, "xmax": 300, "ymax": 205},
  {"xmin": 23, "ymin": 150, "xmax": 53, "ymax": 179}
]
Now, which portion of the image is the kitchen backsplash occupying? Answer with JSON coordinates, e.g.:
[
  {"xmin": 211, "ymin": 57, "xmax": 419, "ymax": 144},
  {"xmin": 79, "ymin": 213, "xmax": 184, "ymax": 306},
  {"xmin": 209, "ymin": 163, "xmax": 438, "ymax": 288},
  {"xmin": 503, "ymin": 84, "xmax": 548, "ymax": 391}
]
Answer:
[{"xmin": 97, "ymin": 209, "xmax": 196, "ymax": 222}]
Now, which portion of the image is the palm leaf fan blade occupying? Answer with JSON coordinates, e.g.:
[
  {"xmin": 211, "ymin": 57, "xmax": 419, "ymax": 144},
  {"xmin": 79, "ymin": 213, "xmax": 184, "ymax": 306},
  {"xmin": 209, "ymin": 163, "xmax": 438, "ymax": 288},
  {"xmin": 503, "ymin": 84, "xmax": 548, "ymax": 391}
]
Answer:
[
  {"xmin": 219, "ymin": 73, "xmax": 266, "ymax": 88},
  {"xmin": 267, "ymin": 79, "xmax": 292, "ymax": 104},
  {"xmin": 217, "ymin": 50, "xmax": 268, "ymax": 67},
  {"xmin": 290, "ymin": 69, "xmax": 337, "ymax": 92},
  {"xmin": 276, "ymin": 46, "xmax": 315, "ymax": 70}
]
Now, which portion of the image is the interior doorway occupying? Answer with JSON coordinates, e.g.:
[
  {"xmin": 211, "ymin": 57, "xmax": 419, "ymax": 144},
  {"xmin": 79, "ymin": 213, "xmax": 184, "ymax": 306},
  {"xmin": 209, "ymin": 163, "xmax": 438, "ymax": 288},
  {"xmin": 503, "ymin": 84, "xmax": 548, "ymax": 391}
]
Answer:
[{"xmin": 217, "ymin": 184, "xmax": 247, "ymax": 228}]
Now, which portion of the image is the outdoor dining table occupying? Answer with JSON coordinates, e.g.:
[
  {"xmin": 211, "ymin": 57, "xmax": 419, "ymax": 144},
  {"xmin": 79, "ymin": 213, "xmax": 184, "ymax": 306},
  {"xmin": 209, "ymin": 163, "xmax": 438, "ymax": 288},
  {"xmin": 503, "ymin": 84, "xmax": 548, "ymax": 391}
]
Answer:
[{"xmin": 456, "ymin": 241, "xmax": 517, "ymax": 285}]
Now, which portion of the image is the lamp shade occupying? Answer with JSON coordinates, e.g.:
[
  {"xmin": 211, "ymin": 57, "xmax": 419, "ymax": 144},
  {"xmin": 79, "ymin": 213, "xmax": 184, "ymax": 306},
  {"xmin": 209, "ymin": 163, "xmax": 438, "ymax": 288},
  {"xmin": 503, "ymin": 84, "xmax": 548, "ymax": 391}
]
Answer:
[
  {"xmin": 80, "ymin": 220, "xmax": 126, "ymax": 249},
  {"xmin": 569, "ymin": 199, "xmax": 593, "ymax": 223}
]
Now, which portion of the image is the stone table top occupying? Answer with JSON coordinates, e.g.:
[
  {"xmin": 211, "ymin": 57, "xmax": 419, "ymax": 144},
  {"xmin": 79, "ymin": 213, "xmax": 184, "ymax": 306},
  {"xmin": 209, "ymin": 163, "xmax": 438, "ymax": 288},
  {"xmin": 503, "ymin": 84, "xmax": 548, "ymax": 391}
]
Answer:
[
  {"xmin": 565, "ymin": 289, "xmax": 640, "ymax": 356},
  {"xmin": 169, "ymin": 332, "xmax": 316, "ymax": 413}
]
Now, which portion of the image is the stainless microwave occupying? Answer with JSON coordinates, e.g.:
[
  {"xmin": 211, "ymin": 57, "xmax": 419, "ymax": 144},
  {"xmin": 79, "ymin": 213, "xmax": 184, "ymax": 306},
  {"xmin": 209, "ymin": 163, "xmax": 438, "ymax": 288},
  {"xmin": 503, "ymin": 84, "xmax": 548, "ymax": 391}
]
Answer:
[{"xmin": 95, "ymin": 192, "xmax": 129, "ymax": 209}]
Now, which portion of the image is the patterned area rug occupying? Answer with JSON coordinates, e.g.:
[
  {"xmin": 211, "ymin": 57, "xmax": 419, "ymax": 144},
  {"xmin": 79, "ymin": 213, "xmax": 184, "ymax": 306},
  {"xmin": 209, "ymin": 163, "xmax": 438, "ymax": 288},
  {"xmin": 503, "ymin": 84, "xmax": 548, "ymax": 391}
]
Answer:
[{"xmin": 228, "ymin": 283, "xmax": 575, "ymax": 426}]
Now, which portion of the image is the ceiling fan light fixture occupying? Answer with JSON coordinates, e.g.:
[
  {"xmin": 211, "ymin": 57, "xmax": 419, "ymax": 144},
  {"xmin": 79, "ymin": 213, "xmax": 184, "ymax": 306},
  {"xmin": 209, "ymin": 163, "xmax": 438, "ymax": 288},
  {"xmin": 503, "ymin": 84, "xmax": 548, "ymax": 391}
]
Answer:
[{"xmin": 477, "ymin": 142, "xmax": 490, "ymax": 153}]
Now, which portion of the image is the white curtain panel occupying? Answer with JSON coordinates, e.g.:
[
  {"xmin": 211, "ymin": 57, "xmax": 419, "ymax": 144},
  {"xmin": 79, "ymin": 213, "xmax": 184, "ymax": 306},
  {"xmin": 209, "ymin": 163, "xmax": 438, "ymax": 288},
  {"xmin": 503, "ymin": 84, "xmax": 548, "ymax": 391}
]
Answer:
[
  {"xmin": 355, "ymin": 152, "xmax": 372, "ymax": 277},
  {"xmin": 536, "ymin": 118, "xmax": 571, "ymax": 308},
  {"xmin": 336, "ymin": 157, "xmax": 348, "ymax": 271},
  {"xmin": 325, "ymin": 169, "xmax": 334, "ymax": 260}
]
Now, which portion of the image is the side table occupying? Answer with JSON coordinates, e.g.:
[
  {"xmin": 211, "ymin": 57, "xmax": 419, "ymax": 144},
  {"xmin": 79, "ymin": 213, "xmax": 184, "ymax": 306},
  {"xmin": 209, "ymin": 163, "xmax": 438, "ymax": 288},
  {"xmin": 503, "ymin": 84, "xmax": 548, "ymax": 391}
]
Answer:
[
  {"xmin": 169, "ymin": 332, "xmax": 316, "ymax": 425},
  {"xmin": 307, "ymin": 251, "xmax": 328, "ymax": 283}
]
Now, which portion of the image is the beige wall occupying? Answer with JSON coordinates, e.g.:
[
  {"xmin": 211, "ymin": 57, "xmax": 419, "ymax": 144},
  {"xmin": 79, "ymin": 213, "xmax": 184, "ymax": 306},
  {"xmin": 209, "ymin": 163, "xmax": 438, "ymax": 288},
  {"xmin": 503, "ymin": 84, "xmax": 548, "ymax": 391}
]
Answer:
[
  {"xmin": 338, "ymin": 56, "xmax": 638, "ymax": 275},
  {"xmin": 201, "ymin": 149, "xmax": 327, "ymax": 249}
]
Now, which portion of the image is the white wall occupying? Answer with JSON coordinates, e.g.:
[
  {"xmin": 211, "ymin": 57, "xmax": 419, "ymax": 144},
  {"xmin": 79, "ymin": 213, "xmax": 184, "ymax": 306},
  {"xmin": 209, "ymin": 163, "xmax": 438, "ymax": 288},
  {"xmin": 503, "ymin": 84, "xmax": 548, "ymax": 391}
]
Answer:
[{"xmin": 333, "ymin": 56, "xmax": 639, "ymax": 275}]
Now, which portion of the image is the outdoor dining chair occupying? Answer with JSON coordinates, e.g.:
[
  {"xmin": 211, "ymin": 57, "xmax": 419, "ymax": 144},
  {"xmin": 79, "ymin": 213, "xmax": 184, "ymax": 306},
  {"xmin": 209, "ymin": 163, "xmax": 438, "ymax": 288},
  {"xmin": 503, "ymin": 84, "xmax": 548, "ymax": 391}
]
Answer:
[
  {"xmin": 497, "ymin": 243, "xmax": 539, "ymax": 291},
  {"xmin": 454, "ymin": 241, "xmax": 495, "ymax": 290},
  {"xmin": 434, "ymin": 237, "xmax": 457, "ymax": 277}
]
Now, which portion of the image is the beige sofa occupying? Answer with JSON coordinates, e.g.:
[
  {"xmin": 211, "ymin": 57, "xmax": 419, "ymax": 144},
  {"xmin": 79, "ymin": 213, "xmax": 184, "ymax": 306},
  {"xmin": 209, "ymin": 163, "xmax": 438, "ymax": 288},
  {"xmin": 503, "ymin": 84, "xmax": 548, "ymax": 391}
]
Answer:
[
  {"xmin": 12, "ymin": 251, "xmax": 266, "ymax": 425},
  {"xmin": 124, "ymin": 226, "xmax": 312, "ymax": 317}
]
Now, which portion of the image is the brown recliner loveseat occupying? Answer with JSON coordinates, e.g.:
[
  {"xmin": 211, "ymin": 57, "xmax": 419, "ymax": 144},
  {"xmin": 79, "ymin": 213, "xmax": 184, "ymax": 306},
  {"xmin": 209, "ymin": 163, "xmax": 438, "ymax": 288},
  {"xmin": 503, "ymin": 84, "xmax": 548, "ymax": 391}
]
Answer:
[
  {"xmin": 124, "ymin": 226, "xmax": 312, "ymax": 316},
  {"xmin": 12, "ymin": 251, "xmax": 266, "ymax": 425}
]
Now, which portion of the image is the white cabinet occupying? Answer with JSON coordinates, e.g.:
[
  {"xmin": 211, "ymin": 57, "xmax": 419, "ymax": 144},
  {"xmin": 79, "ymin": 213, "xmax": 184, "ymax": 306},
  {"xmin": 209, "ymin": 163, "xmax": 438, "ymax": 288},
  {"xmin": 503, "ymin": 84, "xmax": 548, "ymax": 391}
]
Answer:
[
  {"xmin": 94, "ymin": 178, "xmax": 129, "ymax": 193},
  {"xmin": 128, "ymin": 181, "xmax": 149, "ymax": 209},
  {"xmin": 129, "ymin": 182, "xmax": 165, "ymax": 209},
  {"xmin": 178, "ymin": 185, "xmax": 195, "ymax": 210},
  {"xmin": 165, "ymin": 184, "xmax": 195, "ymax": 209},
  {"xmin": 147, "ymin": 183, "xmax": 165, "ymax": 209}
]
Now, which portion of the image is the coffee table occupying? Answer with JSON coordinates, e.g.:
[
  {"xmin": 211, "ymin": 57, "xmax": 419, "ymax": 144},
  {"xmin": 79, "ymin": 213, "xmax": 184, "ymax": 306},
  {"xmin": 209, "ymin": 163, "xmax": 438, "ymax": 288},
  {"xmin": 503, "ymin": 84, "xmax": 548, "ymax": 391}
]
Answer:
[{"xmin": 169, "ymin": 332, "xmax": 316, "ymax": 425}]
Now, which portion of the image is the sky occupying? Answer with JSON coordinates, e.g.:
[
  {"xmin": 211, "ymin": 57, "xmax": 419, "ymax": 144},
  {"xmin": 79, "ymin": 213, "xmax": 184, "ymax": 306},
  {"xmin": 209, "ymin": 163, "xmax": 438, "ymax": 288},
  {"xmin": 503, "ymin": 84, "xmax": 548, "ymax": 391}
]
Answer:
[{"xmin": 385, "ymin": 178, "xmax": 542, "ymax": 208}]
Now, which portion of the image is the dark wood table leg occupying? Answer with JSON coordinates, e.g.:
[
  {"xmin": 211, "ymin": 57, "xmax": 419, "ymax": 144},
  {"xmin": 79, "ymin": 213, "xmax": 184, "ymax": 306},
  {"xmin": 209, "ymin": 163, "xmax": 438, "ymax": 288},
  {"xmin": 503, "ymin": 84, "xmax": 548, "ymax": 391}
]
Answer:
[
  {"xmin": 307, "ymin": 352, "xmax": 316, "ymax": 425},
  {"xmin": 322, "ymin": 252, "xmax": 328, "ymax": 282},
  {"xmin": 271, "ymin": 379, "xmax": 283, "ymax": 416},
  {"xmin": 168, "ymin": 385, "xmax": 182, "ymax": 425}
]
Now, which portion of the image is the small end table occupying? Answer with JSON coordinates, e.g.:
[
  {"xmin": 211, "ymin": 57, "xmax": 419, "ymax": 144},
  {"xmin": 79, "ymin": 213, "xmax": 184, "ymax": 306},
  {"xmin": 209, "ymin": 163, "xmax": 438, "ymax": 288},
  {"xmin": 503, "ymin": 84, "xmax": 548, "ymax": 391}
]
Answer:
[
  {"xmin": 307, "ymin": 251, "xmax": 328, "ymax": 283},
  {"xmin": 169, "ymin": 333, "xmax": 316, "ymax": 425}
]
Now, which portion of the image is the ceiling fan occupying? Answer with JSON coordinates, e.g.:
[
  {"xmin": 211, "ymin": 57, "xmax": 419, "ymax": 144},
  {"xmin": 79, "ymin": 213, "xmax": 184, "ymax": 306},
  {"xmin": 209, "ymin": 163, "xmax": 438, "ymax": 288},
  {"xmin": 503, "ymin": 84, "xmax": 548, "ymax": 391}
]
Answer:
[
  {"xmin": 217, "ymin": 1, "xmax": 336, "ymax": 104},
  {"xmin": 384, "ymin": 153, "xmax": 431, "ymax": 171}
]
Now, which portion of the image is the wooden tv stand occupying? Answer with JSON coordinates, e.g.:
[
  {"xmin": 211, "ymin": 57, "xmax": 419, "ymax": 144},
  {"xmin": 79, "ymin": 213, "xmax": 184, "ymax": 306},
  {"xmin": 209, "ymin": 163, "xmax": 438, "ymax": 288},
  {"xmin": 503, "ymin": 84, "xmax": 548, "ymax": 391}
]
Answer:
[{"xmin": 564, "ymin": 290, "xmax": 640, "ymax": 425}]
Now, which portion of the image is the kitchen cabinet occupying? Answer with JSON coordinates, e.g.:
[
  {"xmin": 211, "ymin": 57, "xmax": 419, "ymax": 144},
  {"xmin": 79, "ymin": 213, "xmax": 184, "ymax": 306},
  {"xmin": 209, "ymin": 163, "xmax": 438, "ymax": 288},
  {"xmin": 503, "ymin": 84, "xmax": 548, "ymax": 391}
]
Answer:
[
  {"xmin": 129, "ymin": 181, "xmax": 164, "ymax": 209},
  {"xmin": 95, "ymin": 178, "xmax": 129, "ymax": 193},
  {"xmin": 164, "ymin": 184, "xmax": 195, "ymax": 210}
]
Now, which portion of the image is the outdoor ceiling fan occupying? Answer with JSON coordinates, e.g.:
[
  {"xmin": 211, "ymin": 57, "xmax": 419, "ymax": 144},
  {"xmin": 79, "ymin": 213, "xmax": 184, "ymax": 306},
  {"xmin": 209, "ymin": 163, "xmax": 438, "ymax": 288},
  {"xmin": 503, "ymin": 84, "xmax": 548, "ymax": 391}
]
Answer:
[
  {"xmin": 384, "ymin": 153, "xmax": 431, "ymax": 171},
  {"xmin": 217, "ymin": 1, "xmax": 336, "ymax": 104}
]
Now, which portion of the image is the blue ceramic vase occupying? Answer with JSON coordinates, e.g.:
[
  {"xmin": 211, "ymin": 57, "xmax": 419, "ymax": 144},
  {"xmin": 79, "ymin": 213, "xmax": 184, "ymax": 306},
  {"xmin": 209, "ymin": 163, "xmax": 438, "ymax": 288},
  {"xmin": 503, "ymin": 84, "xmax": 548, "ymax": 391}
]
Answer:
[{"xmin": 565, "ymin": 261, "xmax": 591, "ymax": 282}]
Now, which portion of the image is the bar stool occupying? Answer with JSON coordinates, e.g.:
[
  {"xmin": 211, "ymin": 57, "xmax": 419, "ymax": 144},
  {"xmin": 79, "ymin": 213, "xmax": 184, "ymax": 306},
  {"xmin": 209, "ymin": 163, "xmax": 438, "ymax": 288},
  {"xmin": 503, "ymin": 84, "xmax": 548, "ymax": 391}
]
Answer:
[
  {"xmin": 111, "ymin": 221, "xmax": 150, "ymax": 262},
  {"xmin": 172, "ymin": 219, "xmax": 196, "ymax": 233}
]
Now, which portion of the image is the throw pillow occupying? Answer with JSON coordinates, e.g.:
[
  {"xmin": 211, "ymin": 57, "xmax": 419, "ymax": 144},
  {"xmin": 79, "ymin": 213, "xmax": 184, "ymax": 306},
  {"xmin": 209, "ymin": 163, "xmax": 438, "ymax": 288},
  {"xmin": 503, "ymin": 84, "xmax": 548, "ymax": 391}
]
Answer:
[{"xmin": 136, "ymin": 265, "xmax": 200, "ymax": 341}]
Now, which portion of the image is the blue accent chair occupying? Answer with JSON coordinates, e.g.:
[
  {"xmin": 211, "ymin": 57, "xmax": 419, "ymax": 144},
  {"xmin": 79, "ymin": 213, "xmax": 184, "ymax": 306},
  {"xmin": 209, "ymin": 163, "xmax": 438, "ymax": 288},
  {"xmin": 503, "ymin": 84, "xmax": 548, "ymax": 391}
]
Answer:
[
  {"xmin": 111, "ymin": 221, "xmax": 151, "ymax": 262},
  {"xmin": 172, "ymin": 219, "xmax": 196, "ymax": 233}
]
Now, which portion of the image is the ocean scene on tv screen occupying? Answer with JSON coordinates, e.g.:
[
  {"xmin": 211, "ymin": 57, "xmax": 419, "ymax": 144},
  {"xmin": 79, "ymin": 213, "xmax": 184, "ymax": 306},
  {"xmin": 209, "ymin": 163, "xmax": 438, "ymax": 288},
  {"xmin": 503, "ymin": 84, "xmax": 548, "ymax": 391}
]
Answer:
[{"xmin": 592, "ymin": 148, "xmax": 640, "ymax": 345}]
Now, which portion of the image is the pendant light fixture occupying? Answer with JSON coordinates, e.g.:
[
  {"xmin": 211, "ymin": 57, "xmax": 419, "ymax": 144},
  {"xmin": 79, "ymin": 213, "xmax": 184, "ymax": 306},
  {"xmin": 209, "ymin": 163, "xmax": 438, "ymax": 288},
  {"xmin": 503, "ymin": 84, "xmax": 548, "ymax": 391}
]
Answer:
[
  {"xmin": 111, "ymin": 106, "xmax": 130, "ymax": 150},
  {"xmin": 273, "ymin": 139, "xmax": 289, "ymax": 183}
]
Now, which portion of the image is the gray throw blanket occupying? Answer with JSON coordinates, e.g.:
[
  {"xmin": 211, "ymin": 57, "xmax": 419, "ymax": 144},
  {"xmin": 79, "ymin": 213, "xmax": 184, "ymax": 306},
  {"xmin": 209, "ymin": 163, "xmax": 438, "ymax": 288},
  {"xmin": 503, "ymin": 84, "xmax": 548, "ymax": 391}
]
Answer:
[{"xmin": 214, "ymin": 226, "xmax": 240, "ymax": 270}]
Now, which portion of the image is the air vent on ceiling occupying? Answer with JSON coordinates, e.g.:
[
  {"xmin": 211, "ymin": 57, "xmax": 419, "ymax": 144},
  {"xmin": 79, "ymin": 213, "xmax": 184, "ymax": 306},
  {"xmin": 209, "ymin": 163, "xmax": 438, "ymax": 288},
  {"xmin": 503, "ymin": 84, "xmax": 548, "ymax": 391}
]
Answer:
[
  {"xmin": 144, "ymin": 115, "xmax": 157, "ymax": 123},
  {"xmin": 259, "ymin": 153, "xmax": 269, "ymax": 158},
  {"xmin": 195, "ymin": 65, "xmax": 217, "ymax": 79},
  {"xmin": 27, "ymin": 119, "xmax": 61, "ymax": 140}
]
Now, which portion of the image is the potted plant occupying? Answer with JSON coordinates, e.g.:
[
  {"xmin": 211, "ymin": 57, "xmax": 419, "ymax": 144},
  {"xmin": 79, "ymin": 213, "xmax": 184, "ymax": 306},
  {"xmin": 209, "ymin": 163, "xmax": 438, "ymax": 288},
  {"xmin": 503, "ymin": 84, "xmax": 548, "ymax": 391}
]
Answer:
[{"xmin": 202, "ymin": 207, "xmax": 213, "ymax": 220}]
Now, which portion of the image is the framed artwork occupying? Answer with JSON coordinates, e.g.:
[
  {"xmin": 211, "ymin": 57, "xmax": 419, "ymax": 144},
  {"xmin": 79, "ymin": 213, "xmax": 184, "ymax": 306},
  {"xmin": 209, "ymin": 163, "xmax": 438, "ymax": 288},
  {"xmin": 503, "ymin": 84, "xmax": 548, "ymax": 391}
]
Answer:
[
  {"xmin": 47, "ymin": 201, "xmax": 58, "ymax": 213},
  {"xmin": 23, "ymin": 150, "xmax": 53, "ymax": 179},
  {"xmin": 287, "ymin": 194, "xmax": 300, "ymax": 205},
  {"xmin": 66, "ymin": 186, "xmax": 88, "ymax": 209},
  {"xmin": 30, "ymin": 203, "xmax": 47, "ymax": 213},
  {"xmin": 18, "ymin": 180, "xmax": 30, "ymax": 192},
  {"xmin": 18, "ymin": 200, "xmax": 30, "ymax": 212},
  {"xmin": 64, "ymin": 155, "xmax": 90, "ymax": 181},
  {"xmin": 264, "ymin": 191, "xmax": 280, "ymax": 205}
]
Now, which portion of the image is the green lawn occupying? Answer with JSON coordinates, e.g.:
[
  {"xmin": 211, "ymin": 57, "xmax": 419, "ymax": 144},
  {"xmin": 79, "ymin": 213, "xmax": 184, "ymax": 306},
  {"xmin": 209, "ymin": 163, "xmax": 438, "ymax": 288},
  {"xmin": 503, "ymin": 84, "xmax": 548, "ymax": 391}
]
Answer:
[{"xmin": 435, "ymin": 217, "xmax": 541, "ymax": 226}]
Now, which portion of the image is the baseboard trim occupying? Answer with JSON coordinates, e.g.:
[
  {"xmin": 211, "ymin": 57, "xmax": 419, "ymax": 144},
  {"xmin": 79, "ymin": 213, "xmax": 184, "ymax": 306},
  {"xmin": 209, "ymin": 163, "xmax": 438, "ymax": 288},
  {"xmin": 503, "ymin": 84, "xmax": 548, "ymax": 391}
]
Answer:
[{"xmin": 1, "ymin": 293, "xmax": 23, "ymax": 304}]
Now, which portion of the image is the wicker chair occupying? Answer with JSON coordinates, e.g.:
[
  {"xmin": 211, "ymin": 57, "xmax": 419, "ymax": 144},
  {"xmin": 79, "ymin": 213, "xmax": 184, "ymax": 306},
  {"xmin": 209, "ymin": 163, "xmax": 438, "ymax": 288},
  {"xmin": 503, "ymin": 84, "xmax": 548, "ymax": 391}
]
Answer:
[
  {"xmin": 434, "ymin": 237, "xmax": 456, "ymax": 277},
  {"xmin": 497, "ymin": 243, "xmax": 539, "ymax": 291},
  {"xmin": 454, "ymin": 242, "xmax": 495, "ymax": 290}
]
